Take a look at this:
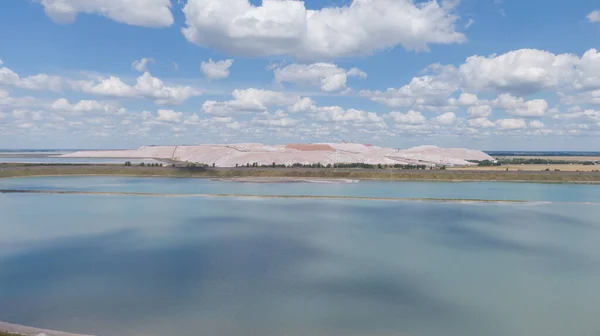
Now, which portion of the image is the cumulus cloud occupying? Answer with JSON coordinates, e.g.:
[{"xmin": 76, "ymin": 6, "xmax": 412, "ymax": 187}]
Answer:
[
  {"xmin": 181, "ymin": 0, "xmax": 466, "ymax": 60},
  {"xmin": 201, "ymin": 59, "xmax": 234, "ymax": 80},
  {"xmin": 0, "ymin": 63, "xmax": 64, "ymax": 91},
  {"xmin": 467, "ymin": 118, "xmax": 495, "ymax": 128},
  {"xmin": 74, "ymin": 72, "xmax": 200, "ymax": 105},
  {"xmin": 456, "ymin": 93, "xmax": 479, "ymax": 106},
  {"xmin": 38, "ymin": 0, "xmax": 173, "ymax": 27},
  {"xmin": 51, "ymin": 98, "xmax": 125, "ymax": 114},
  {"xmin": 388, "ymin": 110, "xmax": 426, "ymax": 124},
  {"xmin": 458, "ymin": 49, "xmax": 579, "ymax": 94},
  {"xmin": 574, "ymin": 49, "xmax": 600, "ymax": 90},
  {"xmin": 364, "ymin": 48, "xmax": 600, "ymax": 116},
  {"xmin": 433, "ymin": 112, "xmax": 456, "ymax": 125},
  {"xmin": 288, "ymin": 97, "xmax": 316, "ymax": 113},
  {"xmin": 492, "ymin": 94, "xmax": 548, "ymax": 117},
  {"xmin": 588, "ymin": 10, "xmax": 600, "ymax": 23},
  {"xmin": 361, "ymin": 74, "xmax": 458, "ymax": 108},
  {"xmin": 274, "ymin": 63, "xmax": 367, "ymax": 92},
  {"xmin": 203, "ymin": 88, "xmax": 301, "ymax": 115},
  {"xmin": 252, "ymin": 111, "xmax": 302, "ymax": 127},
  {"xmin": 313, "ymin": 106, "xmax": 385, "ymax": 125},
  {"xmin": 528, "ymin": 120, "xmax": 545, "ymax": 129},
  {"xmin": 467, "ymin": 105, "xmax": 492, "ymax": 118},
  {"xmin": 132, "ymin": 58, "xmax": 155, "ymax": 72},
  {"xmin": 496, "ymin": 118, "xmax": 527, "ymax": 130},
  {"xmin": 157, "ymin": 109, "xmax": 183, "ymax": 122}
]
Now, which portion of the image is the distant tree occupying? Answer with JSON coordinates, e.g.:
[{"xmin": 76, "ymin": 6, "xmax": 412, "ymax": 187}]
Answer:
[
  {"xmin": 247, "ymin": 163, "xmax": 250, "ymax": 168},
  {"xmin": 212, "ymin": 163, "xmax": 216, "ymax": 167},
  {"xmin": 159, "ymin": 163, "xmax": 163, "ymax": 167},
  {"xmin": 326, "ymin": 164, "xmax": 332, "ymax": 168},
  {"xmin": 236, "ymin": 163, "xmax": 238, "ymax": 168},
  {"xmin": 124, "ymin": 161, "xmax": 131, "ymax": 166},
  {"xmin": 272, "ymin": 162, "xmax": 276, "ymax": 167},
  {"xmin": 377, "ymin": 164, "xmax": 383, "ymax": 169},
  {"xmin": 140, "ymin": 162, "xmax": 145, "ymax": 167}
]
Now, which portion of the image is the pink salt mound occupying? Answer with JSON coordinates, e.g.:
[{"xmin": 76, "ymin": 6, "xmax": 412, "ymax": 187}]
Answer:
[{"xmin": 286, "ymin": 144, "xmax": 335, "ymax": 152}]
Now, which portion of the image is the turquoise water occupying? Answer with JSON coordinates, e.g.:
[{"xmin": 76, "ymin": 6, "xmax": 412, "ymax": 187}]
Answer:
[
  {"xmin": 1, "ymin": 178, "xmax": 600, "ymax": 336},
  {"xmin": 2, "ymin": 176, "xmax": 600, "ymax": 202}
]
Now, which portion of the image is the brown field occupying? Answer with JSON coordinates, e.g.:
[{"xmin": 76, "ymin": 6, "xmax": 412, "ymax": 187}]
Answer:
[
  {"xmin": 494, "ymin": 155, "xmax": 600, "ymax": 162},
  {"xmin": 450, "ymin": 164, "xmax": 600, "ymax": 172},
  {"xmin": 2, "ymin": 163, "xmax": 600, "ymax": 183}
]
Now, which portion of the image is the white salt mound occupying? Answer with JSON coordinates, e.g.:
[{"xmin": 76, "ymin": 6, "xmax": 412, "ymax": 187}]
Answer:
[{"xmin": 62, "ymin": 143, "xmax": 494, "ymax": 167}]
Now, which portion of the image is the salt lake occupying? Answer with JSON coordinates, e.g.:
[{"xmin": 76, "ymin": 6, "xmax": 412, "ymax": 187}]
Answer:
[{"xmin": 1, "ymin": 177, "xmax": 599, "ymax": 336}]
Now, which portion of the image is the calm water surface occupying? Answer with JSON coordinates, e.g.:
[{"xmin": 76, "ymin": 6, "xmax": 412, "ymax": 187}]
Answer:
[
  {"xmin": 1, "ymin": 176, "xmax": 600, "ymax": 202},
  {"xmin": 1, "ymin": 177, "xmax": 600, "ymax": 336}
]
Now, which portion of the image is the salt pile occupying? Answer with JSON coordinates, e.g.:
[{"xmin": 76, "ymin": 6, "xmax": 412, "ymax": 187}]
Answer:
[{"xmin": 62, "ymin": 143, "xmax": 494, "ymax": 167}]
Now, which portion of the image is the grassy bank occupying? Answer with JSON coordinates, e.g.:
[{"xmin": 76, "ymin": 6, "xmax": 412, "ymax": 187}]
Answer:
[{"xmin": 2, "ymin": 163, "xmax": 600, "ymax": 183}]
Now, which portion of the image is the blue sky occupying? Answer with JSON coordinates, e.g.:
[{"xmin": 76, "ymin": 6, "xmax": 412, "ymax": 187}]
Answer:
[{"xmin": 0, "ymin": 0, "xmax": 599, "ymax": 150}]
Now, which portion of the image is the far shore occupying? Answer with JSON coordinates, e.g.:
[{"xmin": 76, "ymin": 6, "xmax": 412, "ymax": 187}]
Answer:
[
  {"xmin": 2, "ymin": 163, "xmax": 600, "ymax": 184},
  {"xmin": 0, "ymin": 321, "xmax": 94, "ymax": 336}
]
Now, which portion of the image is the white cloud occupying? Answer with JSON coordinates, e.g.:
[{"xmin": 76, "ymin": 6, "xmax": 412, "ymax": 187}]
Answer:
[
  {"xmin": 528, "ymin": 120, "xmax": 545, "ymax": 129},
  {"xmin": 0, "ymin": 64, "xmax": 64, "ymax": 91},
  {"xmin": 365, "ymin": 49, "xmax": 600, "ymax": 113},
  {"xmin": 12, "ymin": 109, "xmax": 29, "ymax": 120},
  {"xmin": 467, "ymin": 118, "xmax": 495, "ymax": 128},
  {"xmin": 201, "ymin": 59, "xmax": 234, "ymax": 80},
  {"xmin": 132, "ymin": 58, "xmax": 155, "ymax": 72},
  {"xmin": 274, "ymin": 63, "xmax": 367, "ymax": 92},
  {"xmin": 252, "ymin": 111, "xmax": 301, "ymax": 127},
  {"xmin": 39, "ymin": 0, "xmax": 173, "ymax": 27},
  {"xmin": 227, "ymin": 121, "xmax": 243, "ymax": 130},
  {"xmin": 458, "ymin": 49, "xmax": 579, "ymax": 94},
  {"xmin": 288, "ymin": 97, "xmax": 316, "ymax": 113},
  {"xmin": 588, "ymin": 10, "xmax": 600, "ymax": 23},
  {"xmin": 496, "ymin": 118, "xmax": 527, "ymax": 130},
  {"xmin": 313, "ymin": 106, "xmax": 385, "ymax": 125},
  {"xmin": 433, "ymin": 112, "xmax": 456, "ymax": 125},
  {"xmin": 75, "ymin": 76, "xmax": 137, "ymax": 97},
  {"xmin": 361, "ymin": 74, "xmax": 458, "ymax": 108},
  {"xmin": 0, "ymin": 67, "xmax": 20, "ymax": 86},
  {"xmin": 182, "ymin": 0, "xmax": 466, "ymax": 60},
  {"xmin": 157, "ymin": 109, "xmax": 183, "ymax": 122},
  {"xmin": 51, "ymin": 98, "xmax": 124, "ymax": 114},
  {"xmin": 135, "ymin": 72, "xmax": 199, "ymax": 105},
  {"xmin": 203, "ymin": 89, "xmax": 300, "ymax": 115},
  {"xmin": 211, "ymin": 116, "xmax": 233, "ymax": 123},
  {"xmin": 465, "ymin": 18, "xmax": 475, "ymax": 29},
  {"xmin": 574, "ymin": 49, "xmax": 600, "ymax": 90},
  {"xmin": 75, "ymin": 72, "xmax": 200, "ymax": 105},
  {"xmin": 388, "ymin": 110, "xmax": 426, "ymax": 124},
  {"xmin": 467, "ymin": 105, "xmax": 492, "ymax": 118},
  {"xmin": 493, "ymin": 94, "xmax": 548, "ymax": 117},
  {"xmin": 456, "ymin": 93, "xmax": 479, "ymax": 106}
]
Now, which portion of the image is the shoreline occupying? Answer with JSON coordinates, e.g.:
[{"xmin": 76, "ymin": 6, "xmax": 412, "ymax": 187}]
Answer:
[
  {"xmin": 0, "ymin": 321, "xmax": 94, "ymax": 336},
  {"xmin": 2, "ymin": 164, "xmax": 600, "ymax": 184}
]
